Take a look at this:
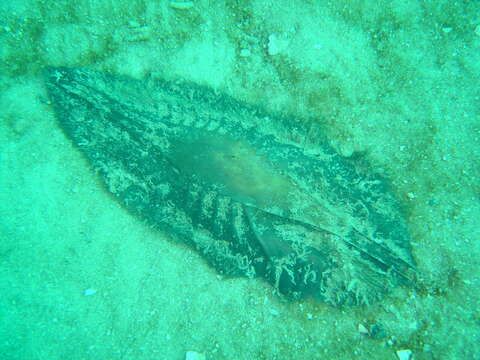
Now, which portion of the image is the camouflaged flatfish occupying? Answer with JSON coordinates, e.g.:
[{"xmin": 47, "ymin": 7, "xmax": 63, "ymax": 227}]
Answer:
[{"xmin": 44, "ymin": 67, "xmax": 415, "ymax": 306}]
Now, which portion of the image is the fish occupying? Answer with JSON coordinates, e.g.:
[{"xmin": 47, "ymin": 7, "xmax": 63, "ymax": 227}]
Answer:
[{"xmin": 44, "ymin": 66, "xmax": 415, "ymax": 306}]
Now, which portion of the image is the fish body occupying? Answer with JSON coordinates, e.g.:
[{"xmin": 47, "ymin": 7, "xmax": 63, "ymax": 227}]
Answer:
[{"xmin": 45, "ymin": 67, "xmax": 415, "ymax": 305}]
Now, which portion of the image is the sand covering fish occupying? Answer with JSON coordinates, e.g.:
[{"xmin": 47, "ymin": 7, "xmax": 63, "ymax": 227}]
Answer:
[{"xmin": 45, "ymin": 67, "xmax": 415, "ymax": 306}]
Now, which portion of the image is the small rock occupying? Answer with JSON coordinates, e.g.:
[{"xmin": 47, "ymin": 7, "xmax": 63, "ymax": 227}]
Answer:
[
  {"xmin": 83, "ymin": 289, "xmax": 97, "ymax": 296},
  {"xmin": 358, "ymin": 323, "xmax": 369, "ymax": 335},
  {"xmin": 185, "ymin": 350, "xmax": 205, "ymax": 360},
  {"xmin": 358, "ymin": 322, "xmax": 387, "ymax": 339},
  {"xmin": 396, "ymin": 349, "xmax": 413, "ymax": 360}
]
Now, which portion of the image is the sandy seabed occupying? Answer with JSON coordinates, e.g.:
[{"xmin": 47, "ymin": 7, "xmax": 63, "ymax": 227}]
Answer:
[{"xmin": 0, "ymin": 1, "xmax": 479, "ymax": 359}]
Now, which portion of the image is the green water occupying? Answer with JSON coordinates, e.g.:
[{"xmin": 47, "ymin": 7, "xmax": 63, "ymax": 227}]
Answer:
[{"xmin": 1, "ymin": 1, "xmax": 479, "ymax": 359}]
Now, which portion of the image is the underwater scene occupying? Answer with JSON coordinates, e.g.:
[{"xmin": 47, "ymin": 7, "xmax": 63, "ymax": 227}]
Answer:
[{"xmin": 1, "ymin": 1, "xmax": 479, "ymax": 359}]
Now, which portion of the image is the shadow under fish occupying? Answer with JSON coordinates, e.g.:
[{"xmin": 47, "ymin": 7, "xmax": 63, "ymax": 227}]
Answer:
[{"xmin": 44, "ymin": 67, "xmax": 416, "ymax": 306}]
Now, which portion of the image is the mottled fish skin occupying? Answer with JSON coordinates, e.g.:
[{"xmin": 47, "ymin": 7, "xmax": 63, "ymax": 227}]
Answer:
[{"xmin": 45, "ymin": 66, "xmax": 416, "ymax": 306}]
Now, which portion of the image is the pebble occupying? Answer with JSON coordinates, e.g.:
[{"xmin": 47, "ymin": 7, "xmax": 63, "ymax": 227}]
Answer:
[
  {"xmin": 396, "ymin": 349, "xmax": 413, "ymax": 360},
  {"xmin": 358, "ymin": 323, "xmax": 369, "ymax": 335},
  {"xmin": 185, "ymin": 350, "xmax": 205, "ymax": 360},
  {"xmin": 83, "ymin": 289, "xmax": 97, "ymax": 296},
  {"xmin": 357, "ymin": 322, "xmax": 387, "ymax": 339}
]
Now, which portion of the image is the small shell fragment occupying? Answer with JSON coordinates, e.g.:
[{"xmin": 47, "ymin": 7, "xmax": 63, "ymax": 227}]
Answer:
[
  {"xmin": 170, "ymin": 1, "xmax": 194, "ymax": 10},
  {"xmin": 358, "ymin": 323, "xmax": 369, "ymax": 335},
  {"xmin": 474, "ymin": 25, "xmax": 480, "ymax": 37},
  {"xmin": 396, "ymin": 349, "xmax": 413, "ymax": 360},
  {"xmin": 185, "ymin": 350, "xmax": 205, "ymax": 360},
  {"xmin": 83, "ymin": 289, "xmax": 97, "ymax": 296}
]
